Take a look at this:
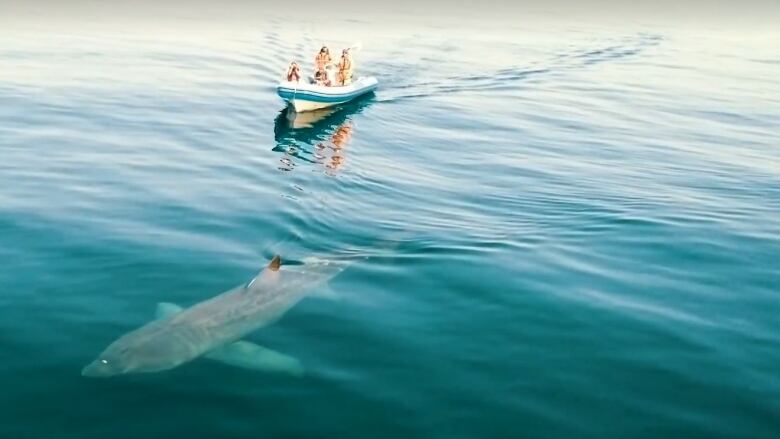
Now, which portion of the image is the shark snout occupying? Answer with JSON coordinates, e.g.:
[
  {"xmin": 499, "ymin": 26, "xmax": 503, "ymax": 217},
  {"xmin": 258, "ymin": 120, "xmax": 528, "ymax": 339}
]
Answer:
[{"xmin": 81, "ymin": 359, "xmax": 120, "ymax": 378}]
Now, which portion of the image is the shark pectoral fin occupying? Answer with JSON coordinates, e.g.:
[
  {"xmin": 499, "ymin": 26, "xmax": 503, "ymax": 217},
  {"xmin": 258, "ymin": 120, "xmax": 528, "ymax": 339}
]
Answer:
[
  {"xmin": 155, "ymin": 302, "xmax": 184, "ymax": 320},
  {"xmin": 205, "ymin": 341, "xmax": 304, "ymax": 376},
  {"xmin": 310, "ymin": 283, "xmax": 340, "ymax": 301}
]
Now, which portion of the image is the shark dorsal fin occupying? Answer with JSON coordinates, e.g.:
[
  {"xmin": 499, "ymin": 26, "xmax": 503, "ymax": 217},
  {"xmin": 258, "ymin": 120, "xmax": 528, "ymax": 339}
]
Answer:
[{"xmin": 268, "ymin": 255, "xmax": 281, "ymax": 272}]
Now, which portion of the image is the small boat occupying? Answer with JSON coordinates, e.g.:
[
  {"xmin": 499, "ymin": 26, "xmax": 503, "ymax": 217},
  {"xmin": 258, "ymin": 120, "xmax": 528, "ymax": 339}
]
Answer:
[{"xmin": 277, "ymin": 66, "xmax": 378, "ymax": 112}]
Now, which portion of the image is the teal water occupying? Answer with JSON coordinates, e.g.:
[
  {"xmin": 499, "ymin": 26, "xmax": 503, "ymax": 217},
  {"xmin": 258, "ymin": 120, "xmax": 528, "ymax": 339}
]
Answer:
[{"xmin": 1, "ymin": 8, "xmax": 779, "ymax": 439}]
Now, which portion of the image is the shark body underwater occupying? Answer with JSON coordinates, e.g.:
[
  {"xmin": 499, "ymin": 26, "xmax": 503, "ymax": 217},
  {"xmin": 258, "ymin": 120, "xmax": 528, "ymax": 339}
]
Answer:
[{"xmin": 82, "ymin": 255, "xmax": 344, "ymax": 378}]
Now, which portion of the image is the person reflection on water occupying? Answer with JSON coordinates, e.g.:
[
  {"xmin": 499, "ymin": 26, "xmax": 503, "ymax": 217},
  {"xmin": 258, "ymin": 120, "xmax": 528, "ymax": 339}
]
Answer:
[{"xmin": 325, "ymin": 121, "xmax": 353, "ymax": 173}]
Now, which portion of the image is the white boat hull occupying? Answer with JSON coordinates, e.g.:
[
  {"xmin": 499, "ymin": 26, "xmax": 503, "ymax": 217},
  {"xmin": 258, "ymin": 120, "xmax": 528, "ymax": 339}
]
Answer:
[{"xmin": 290, "ymin": 99, "xmax": 345, "ymax": 112}]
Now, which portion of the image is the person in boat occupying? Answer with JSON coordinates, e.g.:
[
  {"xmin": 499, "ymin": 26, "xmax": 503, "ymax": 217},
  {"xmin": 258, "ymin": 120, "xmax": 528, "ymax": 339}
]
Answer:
[
  {"xmin": 315, "ymin": 68, "xmax": 331, "ymax": 87},
  {"xmin": 286, "ymin": 61, "xmax": 301, "ymax": 82},
  {"xmin": 315, "ymin": 46, "xmax": 332, "ymax": 74},
  {"xmin": 337, "ymin": 49, "xmax": 354, "ymax": 86}
]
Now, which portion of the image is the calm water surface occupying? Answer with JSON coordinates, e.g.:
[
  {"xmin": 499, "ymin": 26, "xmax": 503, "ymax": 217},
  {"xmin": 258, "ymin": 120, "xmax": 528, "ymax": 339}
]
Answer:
[{"xmin": 1, "ymin": 9, "xmax": 779, "ymax": 439}]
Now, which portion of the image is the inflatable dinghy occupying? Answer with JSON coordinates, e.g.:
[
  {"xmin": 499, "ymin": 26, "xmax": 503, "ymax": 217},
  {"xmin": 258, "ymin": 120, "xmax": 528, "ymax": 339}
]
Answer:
[{"xmin": 277, "ymin": 66, "xmax": 377, "ymax": 112}]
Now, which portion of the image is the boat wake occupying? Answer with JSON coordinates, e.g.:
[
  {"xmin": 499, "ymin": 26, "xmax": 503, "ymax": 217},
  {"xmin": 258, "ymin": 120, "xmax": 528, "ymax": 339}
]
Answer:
[{"xmin": 376, "ymin": 33, "xmax": 663, "ymax": 103}]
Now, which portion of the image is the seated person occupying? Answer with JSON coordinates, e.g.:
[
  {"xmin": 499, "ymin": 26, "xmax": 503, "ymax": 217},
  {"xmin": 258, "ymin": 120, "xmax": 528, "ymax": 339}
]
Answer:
[
  {"xmin": 315, "ymin": 68, "xmax": 331, "ymax": 86},
  {"xmin": 286, "ymin": 61, "xmax": 301, "ymax": 82}
]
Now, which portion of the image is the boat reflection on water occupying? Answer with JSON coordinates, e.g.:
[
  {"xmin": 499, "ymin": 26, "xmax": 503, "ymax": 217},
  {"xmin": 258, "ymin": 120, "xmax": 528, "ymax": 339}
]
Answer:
[{"xmin": 272, "ymin": 97, "xmax": 372, "ymax": 174}]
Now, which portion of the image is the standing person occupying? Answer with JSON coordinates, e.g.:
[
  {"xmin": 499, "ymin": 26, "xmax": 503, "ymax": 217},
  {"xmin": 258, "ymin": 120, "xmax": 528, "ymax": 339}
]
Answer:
[
  {"xmin": 337, "ymin": 49, "xmax": 354, "ymax": 86},
  {"xmin": 315, "ymin": 46, "xmax": 332, "ymax": 74}
]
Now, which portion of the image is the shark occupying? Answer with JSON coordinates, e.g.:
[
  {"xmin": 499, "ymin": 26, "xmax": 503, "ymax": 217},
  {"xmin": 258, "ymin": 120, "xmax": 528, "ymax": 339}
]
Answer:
[{"xmin": 82, "ymin": 255, "xmax": 345, "ymax": 378}]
